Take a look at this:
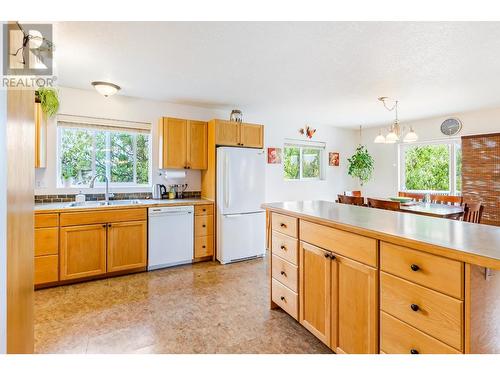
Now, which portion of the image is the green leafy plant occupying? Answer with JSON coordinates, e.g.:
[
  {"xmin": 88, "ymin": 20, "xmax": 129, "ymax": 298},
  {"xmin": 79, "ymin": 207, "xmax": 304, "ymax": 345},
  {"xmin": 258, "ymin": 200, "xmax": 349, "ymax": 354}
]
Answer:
[
  {"xmin": 347, "ymin": 145, "xmax": 374, "ymax": 186},
  {"xmin": 36, "ymin": 88, "xmax": 60, "ymax": 117}
]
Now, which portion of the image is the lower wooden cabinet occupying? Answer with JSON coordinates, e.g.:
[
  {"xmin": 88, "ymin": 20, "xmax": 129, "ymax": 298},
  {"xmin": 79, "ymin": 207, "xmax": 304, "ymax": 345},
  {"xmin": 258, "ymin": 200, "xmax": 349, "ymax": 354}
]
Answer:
[
  {"xmin": 299, "ymin": 241, "xmax": 332, "ymax": 346},
  {"xmin": 107, "ymin": 221, "xmax": 147, "ymax": 272},
  {"xmin": 34, "ymin": 255, "xmax": 58, "ymax": 284},
  {"xmin": 60, "ymin": 224, "xmax": 107, "ymax": 280},
  {"xmin": 336, "ymin": 255, "xmax": 378, "ymax": 354},
  {"xmin": 299, "ymin": 240, "xmax": 378, "ymax": 353}
]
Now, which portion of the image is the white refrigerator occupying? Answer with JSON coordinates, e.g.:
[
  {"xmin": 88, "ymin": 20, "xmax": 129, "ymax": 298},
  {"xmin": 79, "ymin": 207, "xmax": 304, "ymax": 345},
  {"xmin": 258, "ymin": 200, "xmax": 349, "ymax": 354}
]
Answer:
[{"xmin": 216, "ymin": 147, "xmax": 266, "ymax": 264}]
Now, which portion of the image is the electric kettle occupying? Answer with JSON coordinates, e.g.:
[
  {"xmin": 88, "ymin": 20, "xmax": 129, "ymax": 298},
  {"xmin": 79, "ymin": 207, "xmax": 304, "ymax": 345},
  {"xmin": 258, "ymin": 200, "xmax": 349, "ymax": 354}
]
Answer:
[{"xmin": 152, "ymin": 184, "xmax": 167, "ymax": 199}]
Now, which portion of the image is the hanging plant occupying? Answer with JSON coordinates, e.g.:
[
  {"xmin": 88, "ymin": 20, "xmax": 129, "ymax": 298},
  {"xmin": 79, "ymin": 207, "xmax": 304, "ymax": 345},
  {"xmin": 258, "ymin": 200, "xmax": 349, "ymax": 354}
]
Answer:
[
  {"xmin": 347, "ymin": 145, "xmax": 374, "ymax": 186},
  {"xmin": 36, "ymin": 87, "xmax": 60, "ymax": 117}
]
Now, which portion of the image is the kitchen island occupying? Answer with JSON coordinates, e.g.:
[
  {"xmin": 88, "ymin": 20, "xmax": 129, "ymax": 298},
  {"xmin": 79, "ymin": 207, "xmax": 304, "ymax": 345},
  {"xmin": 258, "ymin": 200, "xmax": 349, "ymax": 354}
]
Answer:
[{"xmin": 263, "ymin": 200, "xmax": 500, "ymax": 354}]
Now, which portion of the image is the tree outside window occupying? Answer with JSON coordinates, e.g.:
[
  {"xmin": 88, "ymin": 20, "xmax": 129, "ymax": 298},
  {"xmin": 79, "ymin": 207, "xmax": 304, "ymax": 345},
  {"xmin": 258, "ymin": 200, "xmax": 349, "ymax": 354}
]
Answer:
[{"xmin": 284, "ymin": 144, "xmax": 324, "ymax": 180}]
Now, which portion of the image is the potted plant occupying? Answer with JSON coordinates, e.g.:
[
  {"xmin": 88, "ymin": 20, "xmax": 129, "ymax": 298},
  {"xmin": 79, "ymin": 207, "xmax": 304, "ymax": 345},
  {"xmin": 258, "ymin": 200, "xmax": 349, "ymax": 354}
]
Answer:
[
  {"xmin": 36, "ymin": 87, "xmax": 60, "ymax": 117},
  {"xmin": 347, "ymin": 145, "xmax": 374, "ymax": 186},
  {"xmin": 61, "ymin": 165, "xmax": 75, "ymax": 188}
]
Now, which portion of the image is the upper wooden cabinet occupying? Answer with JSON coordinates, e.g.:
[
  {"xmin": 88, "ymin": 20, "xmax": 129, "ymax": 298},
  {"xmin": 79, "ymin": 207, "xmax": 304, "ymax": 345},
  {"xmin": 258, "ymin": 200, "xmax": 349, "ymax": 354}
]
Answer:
[
  {"xmin": 159, "ymin": 117, "xmax": 208, "ymax": 169},
  {"xmin": 212, "ymin": 119, "xmax": 264, "ymax": 148}
]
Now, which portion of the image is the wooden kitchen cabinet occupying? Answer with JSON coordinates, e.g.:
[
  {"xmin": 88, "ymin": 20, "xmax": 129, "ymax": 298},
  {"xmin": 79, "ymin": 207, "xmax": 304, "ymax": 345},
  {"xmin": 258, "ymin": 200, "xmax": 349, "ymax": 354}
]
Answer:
[
  {"xmin": 299, "ymin": 241, "xmax": 332, "ymax": 346},
  {"xmin": 335, "ymin": 255, "xmax": 378, "ymax": 354},
  {"xmin": 60, "ymin": 224, "xmax": 107, "ymax": 280},
  {"xmin": 159, "ymin": 117, "xmax": 207, "ymax": 170},
  {"xmin": 239, "ymin": 123, "xmax": 263, "ymax": 148},
  {"xmin": 107, "ymin": 220, "xmax": 147, "ymax": 272}
]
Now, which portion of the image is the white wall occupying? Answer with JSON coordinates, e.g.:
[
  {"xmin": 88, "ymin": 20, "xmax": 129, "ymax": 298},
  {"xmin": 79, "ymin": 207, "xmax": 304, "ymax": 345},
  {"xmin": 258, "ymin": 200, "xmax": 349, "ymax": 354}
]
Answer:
[
  {"xmin": 361, "ymin": 106, "xmax": 500, "ymax": 197},
  {"xmin": 0, "ymin": 22, "xmax": 7, "ymax": 354},
  {"xmin": 35, "ymin": 87, "xmax": 227, "ymax": 195}
]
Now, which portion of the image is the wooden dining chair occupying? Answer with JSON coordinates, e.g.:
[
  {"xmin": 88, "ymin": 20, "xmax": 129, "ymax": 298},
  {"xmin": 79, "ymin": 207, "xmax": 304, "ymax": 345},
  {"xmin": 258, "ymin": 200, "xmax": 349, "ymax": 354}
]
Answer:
[
  {"xmin": 462, "ymin": 202, "xmax": 484, "ymax": 224},
  {"xmin": 367, "ymin": 198, "xmax": 400, "ymax": 211},
  {"xmin": 430, "ymin": 194, "xmax": 463, "ymax": 206},
  {"xmin": 398, "ymin": 191, "xmax": 424, "ymax": 202},
  {"xmin": 344, "ymin": 190, "xmax": 362, "ymax": 197},
  {"xmin": 338, "ymin": 194, "xmax": 365, "ymax": 206}
]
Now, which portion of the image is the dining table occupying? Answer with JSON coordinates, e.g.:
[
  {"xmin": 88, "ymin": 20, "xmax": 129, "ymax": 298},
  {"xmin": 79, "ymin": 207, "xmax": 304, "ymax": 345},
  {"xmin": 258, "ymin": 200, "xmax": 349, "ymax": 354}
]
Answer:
[{"xmin": 398, "ymin": 201, "xmax": 464, "ymax": 219}]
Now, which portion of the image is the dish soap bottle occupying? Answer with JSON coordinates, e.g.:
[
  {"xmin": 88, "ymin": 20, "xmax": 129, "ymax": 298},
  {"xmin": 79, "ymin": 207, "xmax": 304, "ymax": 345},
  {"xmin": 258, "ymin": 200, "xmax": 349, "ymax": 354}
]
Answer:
[{"xmin": 75, "ymin": 190, "xmax": 86, "ymax": 203}]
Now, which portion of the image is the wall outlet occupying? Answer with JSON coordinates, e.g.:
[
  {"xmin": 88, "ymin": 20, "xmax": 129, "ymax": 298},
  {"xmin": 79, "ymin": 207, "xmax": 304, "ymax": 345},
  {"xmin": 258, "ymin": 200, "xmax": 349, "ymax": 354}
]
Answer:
[{"xmin": 35, "ymin": 180, "xmax": 46, "ymax": 188}]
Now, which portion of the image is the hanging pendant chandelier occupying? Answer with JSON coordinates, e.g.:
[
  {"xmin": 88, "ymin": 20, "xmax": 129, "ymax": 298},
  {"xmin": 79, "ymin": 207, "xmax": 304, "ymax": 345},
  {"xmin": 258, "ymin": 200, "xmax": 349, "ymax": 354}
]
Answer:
[{"xmin": 374, "ymin": 97, "xmax": 418, "ymax": 144}]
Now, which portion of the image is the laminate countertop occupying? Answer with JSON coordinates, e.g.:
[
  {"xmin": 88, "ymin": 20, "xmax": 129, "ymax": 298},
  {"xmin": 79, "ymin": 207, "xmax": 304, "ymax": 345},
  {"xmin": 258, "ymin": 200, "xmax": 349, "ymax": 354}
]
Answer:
[
  {"xmin": 34, "ymin": 198, "xmax": 214, "ymax": 213},
  {"xmin": 263, "ymin": 200, "xmax": 500, "ymax": 269}
]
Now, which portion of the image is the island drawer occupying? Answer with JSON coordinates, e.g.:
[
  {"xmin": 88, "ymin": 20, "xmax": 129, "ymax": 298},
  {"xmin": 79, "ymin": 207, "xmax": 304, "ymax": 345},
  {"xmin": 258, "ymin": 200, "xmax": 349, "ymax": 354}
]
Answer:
[
  {"xmin": 35, "ymin": 213, "xmax": 59, "ymax": 228},
  {"xmin": 381, "ymin": 242, "xmax": 464, "ymax": 299},
  {"xmin": 195, "ymin": 204, "xmax": 213, "ymax": 216},
  {"xmin": 380, "ymin": 272, "xmax": 463, "ymax": 351},
  {"xmin": 272, "ymin": 254, "xmax": 298, "ymax": 292},
  {"xmin": 272, "ymin": 278, "xmax": 298, "ymax": 320},
  {"xmin": 271, "ymin": 231, "xmax": 298, "ymax": 265},
  {"xmin": 380, "ymin": 312, "xmax": 461, "ymax": 354},
  {"xmin": 35, "ymin": 227, "xmax": 59, "ymax": 257},
  {"xmin": 195, "ymin": 215, "xmax": 214, "ymax": 237},
  {"xmin": 195, "ymin": 235, "xmax": 214, "ymax": 258},
  {"xmin": 34, "ymin": 255, "xmax": 59, "ymax": 285},
  {"xmin": 300, "ymin": 220, "xmax": 377, "ymax": 267},
  {"xmin": 272, "ymin": 213, "xmax": 298, "ymax": 238}
]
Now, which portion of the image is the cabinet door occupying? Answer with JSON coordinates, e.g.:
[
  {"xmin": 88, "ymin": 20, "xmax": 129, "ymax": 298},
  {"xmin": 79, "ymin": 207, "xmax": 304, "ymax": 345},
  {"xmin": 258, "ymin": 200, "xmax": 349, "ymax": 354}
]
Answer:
[
  {"xmin": 187, "ymin": 120, "xmax": 208, "ymax": 169},
  {"xmin": 60, "ymin": 224, "xmax": 107, "ymax": 280},
  {"xmin": 240, "ymin": 123, "xmax": 263, "ymax": 148},
  {"xmin": 107, "ymin": 220, "xmax": 147, "ymax": 272},
  {"xmin": 162, "ymin": 117, "xmax": 187, "ymax": 168},
  {"xmin": 299, "ymin": 241, "xmax": 331, "ymax": 346},
  {"xmin": 215, "ymin": 120, "xmax": 239, "ymax": 146},
  {"xmin": 334, "ymin": 255, "xmax": 378, "ymax": 354}
]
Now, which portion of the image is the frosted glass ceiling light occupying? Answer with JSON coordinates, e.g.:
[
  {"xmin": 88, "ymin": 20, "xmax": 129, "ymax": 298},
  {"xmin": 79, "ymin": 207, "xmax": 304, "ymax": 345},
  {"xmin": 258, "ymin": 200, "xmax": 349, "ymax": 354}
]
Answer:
[
  {"xmin": 374, "ymin": 130, "xmax": 386, "ymax": 143},
  {"xmin": 375, "ymin": 97, "xmax": 417, "ymax": 144},
  {"xmin": 91, "ymin": 81, "xmax": 121, "ymax": 97},
  {"xmin": 403, "ymin": 126, "xmax": 419, "ymax": 142}
]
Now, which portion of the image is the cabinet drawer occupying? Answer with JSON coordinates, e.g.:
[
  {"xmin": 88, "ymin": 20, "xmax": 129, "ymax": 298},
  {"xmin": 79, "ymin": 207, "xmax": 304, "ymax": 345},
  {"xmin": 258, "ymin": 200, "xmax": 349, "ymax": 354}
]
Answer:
[
  {"xmin": 272, "ymin": 254, "xmax": 298, "ymax": 292},
  {"xmin": 35, "ymin": 227, "xmax": 58, "ymax": 256},
  {"xmin": 195, "ymin": 204, "xmax": 213, "ymax": 216},
  {"xmin": 381, "ymin": 242, "xmax": 464, "ymax": 299},
  {"xmin": 34, "ymin": 213, "xmax": 58, "ymax": 228},
  {"xmin": 272, "ymin": 213, "xmax": 298, "ymax": 238},
  {"xmin": 60, "ymin": 208, "xmax": 147, "ymax": 226},
  {"xmin": 380, "ymin": 272, "xmax": 463, "ymax": 351},
  {"xmin": 34, "ymin": 255, "xmax": 59, "ymax": 285},
  {"xmin": 195, "ymin": 215, "xmax": 213, "ymax": 237},
  {"xmin": 272, "ymin": 278, "xmax": 298, "ymax": 320},
  {"xmin": 195, "ymin": 235, "xmax": 213, "ymax": 258},
  {"xmin": 271, "ymin": 231, "xmax": 298, "ymax": 265},
  {"xmin": 300, "ymin": 220, "xmax": 377, "ymax": 267},
  {"xmin": 381, "ymin": 312, "xmax": 461, "ymax": 354}
]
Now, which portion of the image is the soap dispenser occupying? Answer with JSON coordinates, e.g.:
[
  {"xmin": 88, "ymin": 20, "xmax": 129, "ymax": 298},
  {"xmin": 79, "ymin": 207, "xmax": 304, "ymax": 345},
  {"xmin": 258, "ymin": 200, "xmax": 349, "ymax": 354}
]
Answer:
[{"xmin": 75, "ymin": 191, "xmax": 86, "ymax": 203}]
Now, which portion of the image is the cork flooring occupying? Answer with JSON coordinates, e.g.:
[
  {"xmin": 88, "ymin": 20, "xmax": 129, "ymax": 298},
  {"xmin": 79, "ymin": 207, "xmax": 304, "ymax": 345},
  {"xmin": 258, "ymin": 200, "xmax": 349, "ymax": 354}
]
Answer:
[{"xmin": 34, "ymin": 256, "xmax": 332, "ymax": 354}]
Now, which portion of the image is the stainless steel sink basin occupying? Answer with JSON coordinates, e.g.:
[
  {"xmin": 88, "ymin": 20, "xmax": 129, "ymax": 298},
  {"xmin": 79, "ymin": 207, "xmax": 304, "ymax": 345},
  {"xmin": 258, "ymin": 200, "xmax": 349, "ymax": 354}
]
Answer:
[{"xmin": 66, "ymin": 199, "xmax": 142, "ymax": 208}]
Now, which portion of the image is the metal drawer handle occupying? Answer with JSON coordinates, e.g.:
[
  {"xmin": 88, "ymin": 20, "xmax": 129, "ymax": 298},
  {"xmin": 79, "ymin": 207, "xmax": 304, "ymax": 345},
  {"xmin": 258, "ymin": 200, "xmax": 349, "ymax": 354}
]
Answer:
[
  {"xmin": 410, "ymin": 349, "xmax": 419, "ymax": 354},
  {"xmin": 410, "ymin": 264, "xmax": 420, "ymax": 272},
  {"xmin": 280, "ymin": 270, "xmax": 287, "ymax": 277},
  {"xmin": 202, "ymin": 224, "xmax": 206, "ymax": 228},
  {"xmin": 280, "ymin": 223, "xmax": 287, "ymax": 228},
  {"xmin": 324, "ymin": 252, "xmax": 330, "ymax": 259},
  {"xmin": 202, "ymin": 245, "xmax": 206, "ymax": 249},
  {"xmin": 280, "ymin": 296, "xmax": 286, "ymax": 302},
  {"xmin": 280, "ymin": 245, "xmax": 286, "ymax": 250},
  {"xmin": 410, "ymin": 304, "xmax": 420, "ymax": 312}
]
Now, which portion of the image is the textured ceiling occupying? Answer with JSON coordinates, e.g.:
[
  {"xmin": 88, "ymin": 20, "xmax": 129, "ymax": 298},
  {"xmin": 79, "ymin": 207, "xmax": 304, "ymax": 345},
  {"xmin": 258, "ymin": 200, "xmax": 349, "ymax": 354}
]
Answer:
[{"xmin": 54, "ymin": 21, "xmax": 500, "ymax": 127}]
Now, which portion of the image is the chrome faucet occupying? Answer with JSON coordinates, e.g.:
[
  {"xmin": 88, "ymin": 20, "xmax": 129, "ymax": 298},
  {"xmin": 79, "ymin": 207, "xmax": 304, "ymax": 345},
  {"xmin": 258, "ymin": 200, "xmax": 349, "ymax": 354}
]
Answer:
[{"xmin": 89, "ymin": 175, "xmax": 114, "ymax": 204}]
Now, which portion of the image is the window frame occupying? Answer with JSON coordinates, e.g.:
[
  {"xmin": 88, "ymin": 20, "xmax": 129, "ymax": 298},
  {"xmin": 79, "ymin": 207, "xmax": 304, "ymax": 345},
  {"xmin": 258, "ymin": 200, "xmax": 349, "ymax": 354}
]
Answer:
[
  {"xmin": 398, "ymin": 138, "xmax": 461, "ymax": 195},
  {"xmin": 283, "ymin": 142, "xmax": 325, "ymax": 181},
  {"xmin": 56, "ymin": 124, "xmax": 152, "ymax": 188}
]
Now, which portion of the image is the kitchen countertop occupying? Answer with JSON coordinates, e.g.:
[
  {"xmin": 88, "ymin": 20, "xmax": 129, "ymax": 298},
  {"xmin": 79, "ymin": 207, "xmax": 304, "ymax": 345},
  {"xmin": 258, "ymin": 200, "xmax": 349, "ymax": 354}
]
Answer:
[
  {"xmin": 34, "ymin": 198, "xmax": 214, "ymax": 213},
  {"xmin": 263, "ymin": 200, "xmax": 500, "ymax": 269}
]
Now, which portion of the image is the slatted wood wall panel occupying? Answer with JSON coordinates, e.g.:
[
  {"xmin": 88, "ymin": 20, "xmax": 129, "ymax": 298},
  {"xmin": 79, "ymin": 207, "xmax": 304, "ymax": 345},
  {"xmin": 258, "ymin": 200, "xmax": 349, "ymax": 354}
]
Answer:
[{"xmin": 461, "ymin": 133, "xmax": 500, "ymax": 226}]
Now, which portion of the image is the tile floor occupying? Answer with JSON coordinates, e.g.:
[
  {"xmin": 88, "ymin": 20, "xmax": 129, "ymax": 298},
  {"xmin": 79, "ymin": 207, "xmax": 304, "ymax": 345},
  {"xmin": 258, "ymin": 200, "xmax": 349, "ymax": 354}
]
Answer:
[{"xmin": 34, "ymin": 256, "xmax": 332, "ymax": 354}]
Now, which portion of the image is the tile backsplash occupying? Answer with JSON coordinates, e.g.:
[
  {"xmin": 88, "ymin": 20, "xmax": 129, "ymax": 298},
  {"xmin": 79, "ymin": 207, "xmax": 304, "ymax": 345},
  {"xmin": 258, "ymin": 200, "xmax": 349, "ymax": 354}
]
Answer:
[{"xmin": 35, "ymin": 191, "xmax": 202, "ymax": 204}]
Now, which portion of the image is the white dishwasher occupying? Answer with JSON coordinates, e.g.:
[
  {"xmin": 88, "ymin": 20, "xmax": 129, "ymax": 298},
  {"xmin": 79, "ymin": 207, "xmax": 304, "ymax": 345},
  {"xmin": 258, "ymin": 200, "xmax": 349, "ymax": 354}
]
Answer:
[{"xmin": 148, "ymin": 206, "xmax": 194, "ymax": 271}]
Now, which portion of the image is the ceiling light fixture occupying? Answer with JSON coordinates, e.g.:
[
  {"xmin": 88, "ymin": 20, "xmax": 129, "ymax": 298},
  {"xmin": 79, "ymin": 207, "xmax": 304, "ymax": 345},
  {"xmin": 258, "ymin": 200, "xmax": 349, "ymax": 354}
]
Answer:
[
  {"xmin": 374, "ymin": 97, "xmax": 418, "ymax": 144},
  {"xmin": 91, "ymin": 81, "xmax": 121, "ymax": 97}
]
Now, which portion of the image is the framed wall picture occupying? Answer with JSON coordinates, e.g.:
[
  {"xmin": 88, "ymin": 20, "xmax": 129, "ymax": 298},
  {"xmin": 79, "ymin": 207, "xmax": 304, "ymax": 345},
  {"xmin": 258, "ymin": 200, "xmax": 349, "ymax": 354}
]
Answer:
[
  {"xmin": 329, "ymin": 152, "xmax": 340, "ymax": 166},
  {"xmin": 267, "ymin": 147, "xmax": 282, "ymax": 164}
]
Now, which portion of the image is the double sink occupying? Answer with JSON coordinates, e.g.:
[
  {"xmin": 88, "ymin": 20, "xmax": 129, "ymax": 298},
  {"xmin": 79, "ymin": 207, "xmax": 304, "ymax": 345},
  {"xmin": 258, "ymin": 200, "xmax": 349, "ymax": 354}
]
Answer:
[{"xmin": 66, "ymin": 199, "xmax": 142, "ymax": 208}]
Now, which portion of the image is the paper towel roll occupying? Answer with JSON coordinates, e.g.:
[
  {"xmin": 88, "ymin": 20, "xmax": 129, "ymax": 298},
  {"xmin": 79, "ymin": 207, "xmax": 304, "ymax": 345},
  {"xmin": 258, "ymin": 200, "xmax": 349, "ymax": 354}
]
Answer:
[{"xmin": 164, "ymin": 169, "xmax": 187, "ymax": 180}]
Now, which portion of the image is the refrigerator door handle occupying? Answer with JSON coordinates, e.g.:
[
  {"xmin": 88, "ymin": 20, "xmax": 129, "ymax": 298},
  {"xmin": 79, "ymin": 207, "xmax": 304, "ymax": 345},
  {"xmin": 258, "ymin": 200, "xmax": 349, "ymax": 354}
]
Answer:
[{"xmin": 224, "ymin": 153, "xmax": 230, "ymax": 208}]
